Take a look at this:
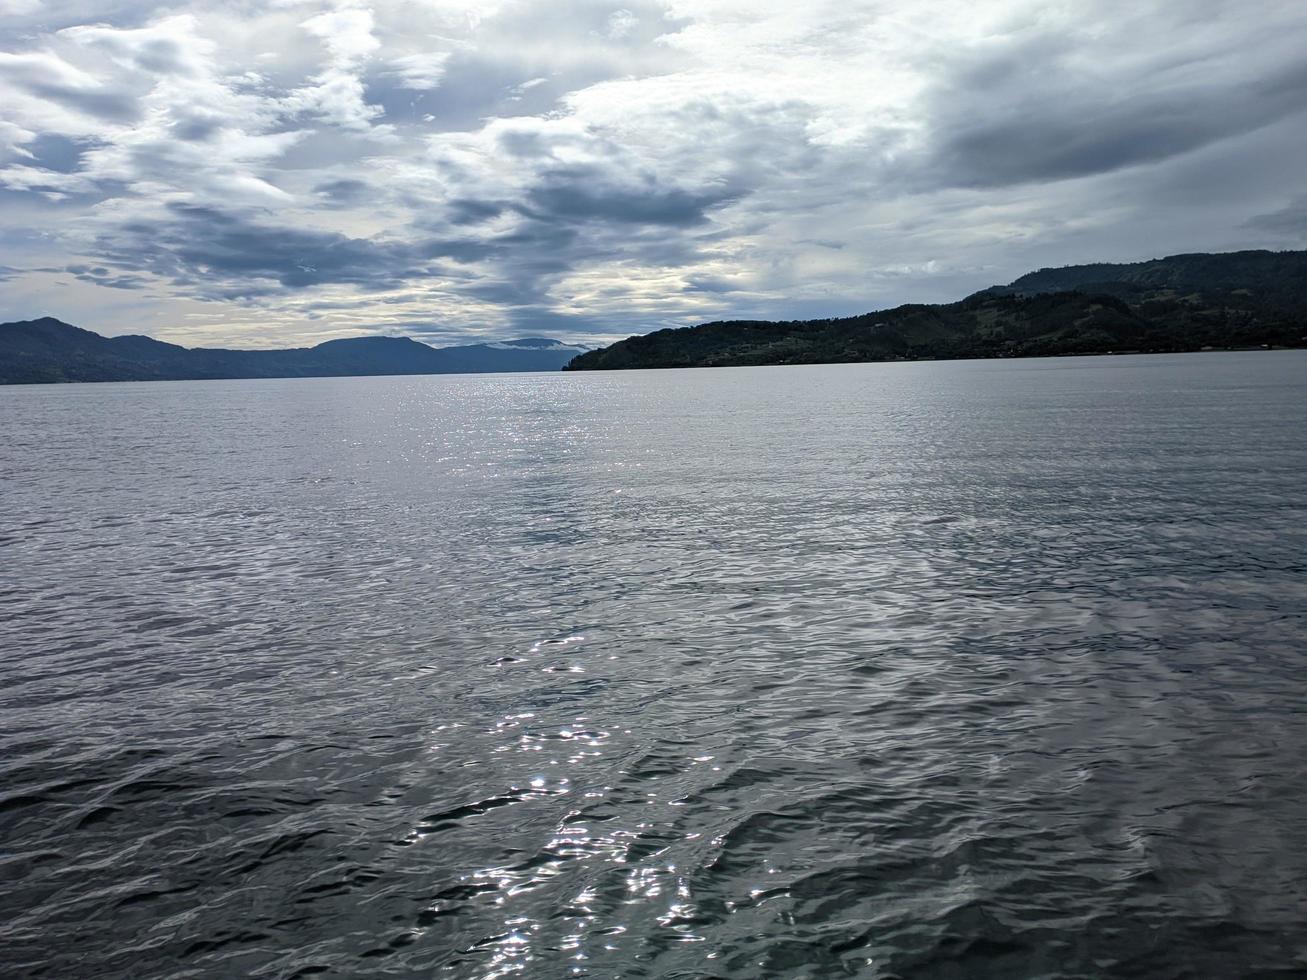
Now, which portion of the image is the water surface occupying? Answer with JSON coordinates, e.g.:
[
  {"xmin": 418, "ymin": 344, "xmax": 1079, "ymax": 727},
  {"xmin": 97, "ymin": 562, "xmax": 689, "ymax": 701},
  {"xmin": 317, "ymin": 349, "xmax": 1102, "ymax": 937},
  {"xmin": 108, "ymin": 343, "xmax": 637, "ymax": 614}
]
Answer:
[{"xmin": 2, "ymin": 352, "xmax": 1306, "ymax": 978}]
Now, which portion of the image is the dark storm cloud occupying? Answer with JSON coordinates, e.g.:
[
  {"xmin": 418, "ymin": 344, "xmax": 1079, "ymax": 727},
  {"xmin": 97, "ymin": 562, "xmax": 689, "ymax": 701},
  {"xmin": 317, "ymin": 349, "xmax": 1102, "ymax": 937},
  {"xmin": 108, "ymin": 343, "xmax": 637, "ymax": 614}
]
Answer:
[
  {"xmin": 89, "ymin": 203, "xmax": 455, "ymax": 297},
  {"xmin": 451, "ymin": 199, "xmax": 730, "ymax": 314},
  {"xmin": 312, "ymin": 177, "xmax": 370, "ymax": 206},
  {"xmin": 25, "ymin": 84, "xmax": 140, "ymax": 123},
  {"xmin": 446, "ymin": 198, "xmax": 507, "ymax": 225},
  {"xmin": 413, "ymin": 163, "xmax": 735, "ymax": 305},
  {"xmin": 499, "ymin": 305, "xmax": 616, "ymax": 337},
  {"xmin": 452, "ymin": 219, "xmax": 582, "ymax": 305},
  {"xmin": 526, "ymin": 168, "xmax": 744, "ymax": 227},
  {"xmin": 78, "ymin": 195, "xmax": 667, "ymax": 308},
  {"xmin": 65, "ymin": 263, "xmax": 149, "ymax": 289},
  {"xmin": 920, "ymin": 32, "xmax": 1307, "ymax": 189},
  {"xmin": 0, "ymin": 52, "xmax": 144, "ymax": 122},
  {"xmin": 1246, "ymin": 198, "xmax": 1307, "ymax": 240}
]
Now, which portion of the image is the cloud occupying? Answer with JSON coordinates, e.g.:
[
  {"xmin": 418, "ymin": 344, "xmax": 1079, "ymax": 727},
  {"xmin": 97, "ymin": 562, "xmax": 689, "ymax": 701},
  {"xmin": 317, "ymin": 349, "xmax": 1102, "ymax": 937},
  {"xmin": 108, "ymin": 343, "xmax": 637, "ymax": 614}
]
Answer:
[
  {"xmin": 1247, "ymin": 197, "xmax": 1307, "ymax": 240},
  {"xmin": 917, "ymin": 20, "xmax": 1307, "ymax": 189},
  {"xmin": 0, "ymin": 118, "xmax": 36, "ymax": 163},
  {"xmin": 60, "ymin": 15, "xmax": 211, "ymax": 76},
  {"xmin": 300, "ymin": 7, "xmax": 380, "ymax": 65},
  {"xmin": 312, "ymin": 176, "xmax": 370, "ymax": 206},
  {"xmin": 0, "ymin": 0, "xmax": 1306, "ymax": 348},
  {"xmin": 0, "ymin": 163, "xmax": 96, "ymax": 197},
  {"xmin": 0, "ymin": 49, "xmax": 141, "ymax": 121},
  {"xmin": 382, "ymin": 52, "xmax": 453, "ymax": 90},
  {"xmin": 89, "ymin": 202, "xmax": 444, "ymax": 296},
  {"xmin": 283, "ymin": 5, "xmax": 397, "ymax": 135},
  {"xmin": 0, "ymin": 49, "xmax": 104, "ymax": 90},
  {"xmin": 525, "ymin": 168, "xmax": 743, "ymax": 227},
  {"xmin": 605, "ymin": 10, "xmax": 638, "ymax": 39},
  {"xmin": 65, "ymin": 263, "xmax": 150, "ymax": 289}
]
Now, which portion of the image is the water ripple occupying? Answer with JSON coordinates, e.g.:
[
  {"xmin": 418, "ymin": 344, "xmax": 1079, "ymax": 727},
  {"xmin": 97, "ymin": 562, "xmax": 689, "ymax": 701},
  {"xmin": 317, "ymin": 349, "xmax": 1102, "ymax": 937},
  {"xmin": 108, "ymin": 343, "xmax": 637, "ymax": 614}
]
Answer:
[{"xmin": 2, "ymin": 354, "xmax": 1306, "ymax": 977}]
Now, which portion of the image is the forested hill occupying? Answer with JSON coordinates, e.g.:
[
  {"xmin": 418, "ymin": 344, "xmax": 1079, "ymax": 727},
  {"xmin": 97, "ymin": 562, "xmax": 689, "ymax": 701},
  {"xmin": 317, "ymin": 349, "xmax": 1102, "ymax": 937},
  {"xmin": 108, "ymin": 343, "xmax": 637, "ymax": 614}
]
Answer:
[
  {"xmin": 0, "ymin": 320, "xmax": 589, "ymax": 384},
  {"xmin": 564, "ymin": 250, "xmax": 1307, "ymax": 371}
]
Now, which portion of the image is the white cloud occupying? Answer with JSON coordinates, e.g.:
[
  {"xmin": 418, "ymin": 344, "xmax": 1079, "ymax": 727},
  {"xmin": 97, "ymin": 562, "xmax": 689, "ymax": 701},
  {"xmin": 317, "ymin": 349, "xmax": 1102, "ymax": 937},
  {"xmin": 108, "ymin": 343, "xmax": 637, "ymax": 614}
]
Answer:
[
  {"xmin": 0, "ymin": 117, "xmax": 35, "ymax": 161},
  {"xmin": 604, "ymin": 9, "xmax": 637, "ymax": 39},
  {"xmin": 301, "ymin": 6, "xmax": 380, "ymax": 65},
  {"xmin": 0, "ymin": 162, "xmax": 94, "ymax": 197},
  {"xmin": 384, "ymin": 51, "xmax": 453, "ymax": 89},
  {"xmin": 287, "ymin": 5, "xmax": 391, "ymax": 132},
  {"xmin": 0, "ymin": 48, "xmax": 105, "ymax": 89},
  {"xmin": 60, "ymin": 15, "xmax": 212, "ymax": 75}
]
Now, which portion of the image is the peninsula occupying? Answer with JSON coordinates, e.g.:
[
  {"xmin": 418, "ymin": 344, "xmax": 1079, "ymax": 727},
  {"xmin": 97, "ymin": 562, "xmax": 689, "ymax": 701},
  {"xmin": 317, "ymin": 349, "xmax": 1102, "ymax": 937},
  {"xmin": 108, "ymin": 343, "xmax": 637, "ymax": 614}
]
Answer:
[{"xmin": 564, "ymin": 250, "xmax": 1307, "ymax": 370}]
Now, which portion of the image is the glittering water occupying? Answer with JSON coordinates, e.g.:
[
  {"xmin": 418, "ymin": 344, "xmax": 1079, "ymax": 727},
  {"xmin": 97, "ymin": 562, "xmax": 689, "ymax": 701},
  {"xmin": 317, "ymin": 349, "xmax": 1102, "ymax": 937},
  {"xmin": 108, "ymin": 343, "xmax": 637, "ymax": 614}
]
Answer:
[{"xmin": 2, "ymin": 352, "xmax": 1306, "ymax": 979}]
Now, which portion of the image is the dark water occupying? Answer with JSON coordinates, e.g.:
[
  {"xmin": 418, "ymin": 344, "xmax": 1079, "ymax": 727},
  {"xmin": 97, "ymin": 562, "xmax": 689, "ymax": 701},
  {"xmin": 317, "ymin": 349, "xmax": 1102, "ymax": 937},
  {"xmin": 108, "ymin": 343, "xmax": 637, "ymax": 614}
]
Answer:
[{"xmin": 2, "ymin": 352, "xmax": 1306, "ymax": 979}]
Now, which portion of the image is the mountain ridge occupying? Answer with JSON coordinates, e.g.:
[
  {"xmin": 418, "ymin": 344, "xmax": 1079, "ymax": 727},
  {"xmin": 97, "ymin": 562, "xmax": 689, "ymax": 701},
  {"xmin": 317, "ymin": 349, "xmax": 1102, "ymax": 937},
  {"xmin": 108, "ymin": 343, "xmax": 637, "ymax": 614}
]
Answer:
[
  {"xmin": 564, "ymin": 249, "xmax": 1307, "ymax": 371},
  {"xmin": 0, "ymin": 320, "xmax": 590, "ymax": 384},
  {"xmin": 7, "ymin": 249, "xmax": 1307, "ymax": 383}
]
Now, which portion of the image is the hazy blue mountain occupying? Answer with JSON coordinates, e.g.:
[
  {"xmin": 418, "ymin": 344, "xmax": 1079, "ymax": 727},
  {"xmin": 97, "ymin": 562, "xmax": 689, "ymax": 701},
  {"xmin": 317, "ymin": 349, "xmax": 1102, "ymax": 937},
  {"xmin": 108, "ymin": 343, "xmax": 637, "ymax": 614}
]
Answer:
[
  {"xmin": 565, "ymin": 249, "xmax": 1307, "ymax": 370},
  {"xmin": 0, "ymin": 319, "xmax": 591, "ymax": 384}
]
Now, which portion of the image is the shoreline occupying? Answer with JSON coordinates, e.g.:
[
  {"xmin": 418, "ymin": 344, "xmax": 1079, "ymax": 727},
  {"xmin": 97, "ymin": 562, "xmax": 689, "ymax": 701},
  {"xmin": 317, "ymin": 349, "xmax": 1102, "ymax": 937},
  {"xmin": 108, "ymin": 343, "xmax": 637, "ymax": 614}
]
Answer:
[{"xmin": 2, "ymin": 344, "xmax": 1303, "ymax": 387}]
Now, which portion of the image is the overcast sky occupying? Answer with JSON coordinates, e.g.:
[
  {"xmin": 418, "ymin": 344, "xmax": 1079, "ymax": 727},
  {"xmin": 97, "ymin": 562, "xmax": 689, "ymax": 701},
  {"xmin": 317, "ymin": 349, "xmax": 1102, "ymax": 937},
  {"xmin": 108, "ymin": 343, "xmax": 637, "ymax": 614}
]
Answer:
[{"xmin": 2, "ymin": 0, "xmax": 1306, "ymax": 348}]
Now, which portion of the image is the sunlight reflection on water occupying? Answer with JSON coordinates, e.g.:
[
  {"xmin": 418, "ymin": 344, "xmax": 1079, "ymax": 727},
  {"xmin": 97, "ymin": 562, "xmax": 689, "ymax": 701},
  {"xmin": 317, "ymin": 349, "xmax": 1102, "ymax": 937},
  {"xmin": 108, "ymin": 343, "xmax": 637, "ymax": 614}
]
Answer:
[{"xmin": 2, "ymin": 353, "xmax": 1306, "ymax": 978}]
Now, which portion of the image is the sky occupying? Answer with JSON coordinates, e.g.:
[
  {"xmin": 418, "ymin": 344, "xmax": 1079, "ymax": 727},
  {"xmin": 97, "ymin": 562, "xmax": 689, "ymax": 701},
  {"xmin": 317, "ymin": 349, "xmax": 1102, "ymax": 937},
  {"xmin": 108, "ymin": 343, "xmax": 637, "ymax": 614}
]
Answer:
[{"xmin": 1, "ymin": 0, "xmax": 1306, "ymax": 349}]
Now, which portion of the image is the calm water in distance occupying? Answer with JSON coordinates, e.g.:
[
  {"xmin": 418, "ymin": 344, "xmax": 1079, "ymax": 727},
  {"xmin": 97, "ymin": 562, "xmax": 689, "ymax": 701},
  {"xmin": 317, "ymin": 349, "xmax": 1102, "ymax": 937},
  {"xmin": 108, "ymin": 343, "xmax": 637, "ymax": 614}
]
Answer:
[{"xmin": 2, "ymin": 352, "xmax": 1306, "ymax": 978}]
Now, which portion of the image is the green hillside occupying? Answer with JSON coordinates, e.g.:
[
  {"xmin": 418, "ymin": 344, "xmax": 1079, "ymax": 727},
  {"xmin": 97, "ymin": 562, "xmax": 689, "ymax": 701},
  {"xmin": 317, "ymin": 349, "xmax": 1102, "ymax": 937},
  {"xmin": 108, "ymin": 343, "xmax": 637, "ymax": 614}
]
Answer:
[{"xmin": 565, "ymin": 250, "xmax": 1307, "ymax": 371}]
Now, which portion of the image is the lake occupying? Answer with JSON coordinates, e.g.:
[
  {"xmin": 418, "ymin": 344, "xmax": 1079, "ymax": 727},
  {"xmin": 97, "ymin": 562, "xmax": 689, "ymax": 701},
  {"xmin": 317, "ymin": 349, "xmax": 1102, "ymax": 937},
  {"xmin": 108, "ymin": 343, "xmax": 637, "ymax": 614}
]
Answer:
[{"xmin": 2, "ymin": 352, "xmax": 1306, "ymax": 978}]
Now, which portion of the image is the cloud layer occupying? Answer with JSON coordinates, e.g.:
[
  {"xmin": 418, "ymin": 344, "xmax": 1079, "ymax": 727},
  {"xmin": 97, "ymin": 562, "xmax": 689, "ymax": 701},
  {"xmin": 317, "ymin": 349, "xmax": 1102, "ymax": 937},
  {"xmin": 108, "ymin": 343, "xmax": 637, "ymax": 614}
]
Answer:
[{"xmin": 2, "ymin": 0, "xmax": 1306, "ymax": 346}]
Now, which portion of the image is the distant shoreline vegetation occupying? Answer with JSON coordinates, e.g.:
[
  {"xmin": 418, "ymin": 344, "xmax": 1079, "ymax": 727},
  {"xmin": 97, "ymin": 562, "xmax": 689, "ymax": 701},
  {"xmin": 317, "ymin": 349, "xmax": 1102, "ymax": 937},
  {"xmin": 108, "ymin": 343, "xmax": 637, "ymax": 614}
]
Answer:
[{"xmin": 564, "ymin": 249, "xmax": 1307, "ymax": 371}]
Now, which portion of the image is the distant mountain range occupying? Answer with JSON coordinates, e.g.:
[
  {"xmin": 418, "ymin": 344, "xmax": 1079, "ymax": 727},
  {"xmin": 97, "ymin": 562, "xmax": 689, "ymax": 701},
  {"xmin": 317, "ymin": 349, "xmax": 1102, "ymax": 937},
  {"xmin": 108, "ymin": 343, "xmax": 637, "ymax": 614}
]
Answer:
[
  {"xmin": 565, "ymin": 249, "xmax": 1307, "ymax": 370},
  {"xmin": 7, "ymin": 250, "xmax": 1306, "ymax": 383},
  {"xmin": 0, "ymin": 320, "xmax": 590, "ymax": 384}
]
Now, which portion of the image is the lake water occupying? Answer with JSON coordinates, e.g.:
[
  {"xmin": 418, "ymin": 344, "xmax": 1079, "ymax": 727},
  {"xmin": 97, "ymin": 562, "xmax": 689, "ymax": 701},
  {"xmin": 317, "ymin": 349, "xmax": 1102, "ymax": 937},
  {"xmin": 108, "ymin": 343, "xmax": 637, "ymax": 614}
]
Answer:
[{"xmin": 2, "ymin": 352, "xmax": 1306, "ymax": 978}]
